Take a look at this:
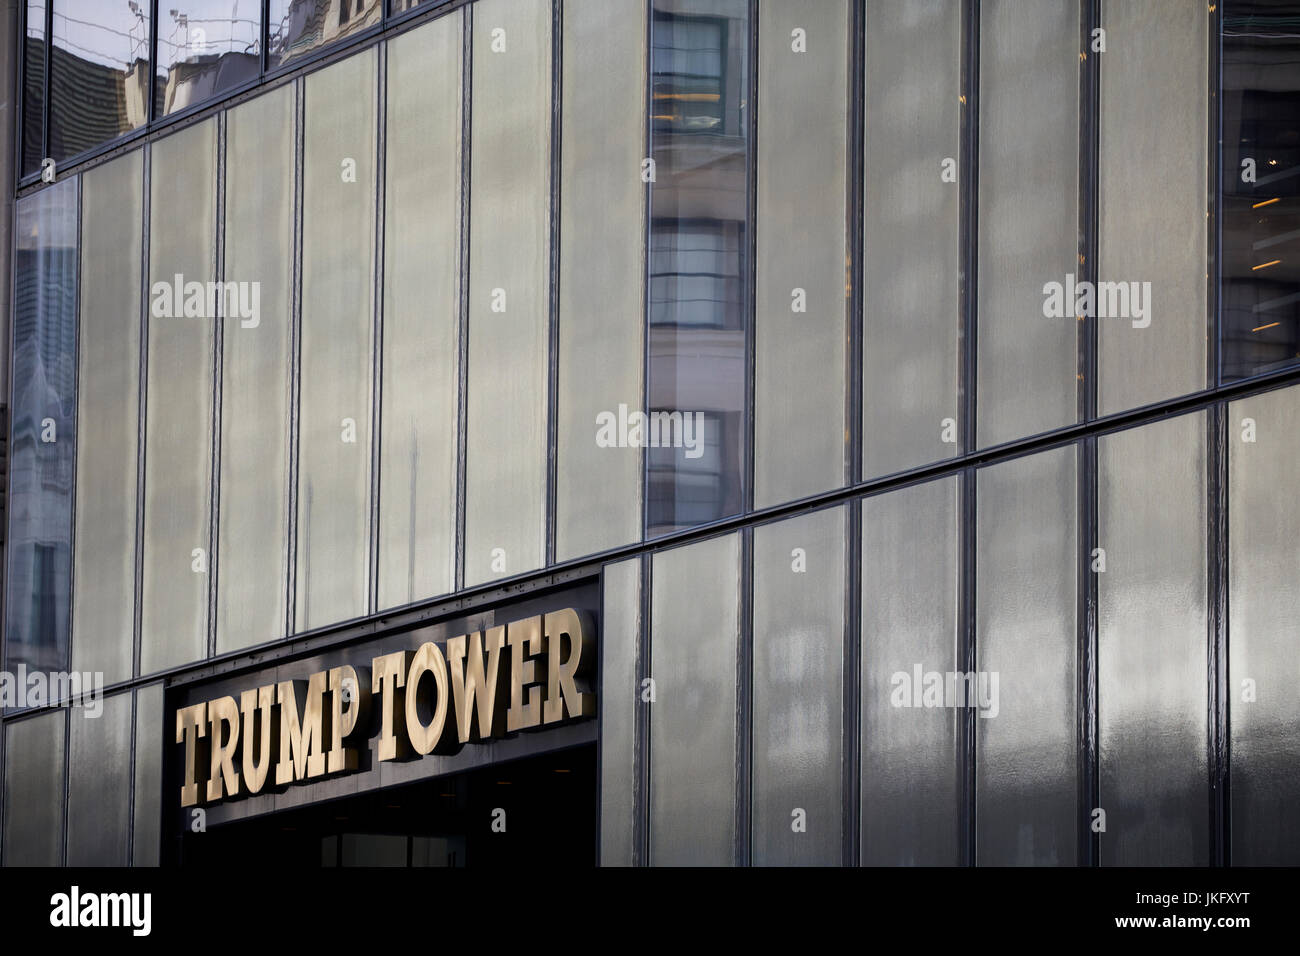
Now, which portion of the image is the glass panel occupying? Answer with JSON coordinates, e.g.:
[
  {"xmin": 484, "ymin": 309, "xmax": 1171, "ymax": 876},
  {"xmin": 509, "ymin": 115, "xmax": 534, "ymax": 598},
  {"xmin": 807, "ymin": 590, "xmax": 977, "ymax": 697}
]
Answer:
[
  {"xmin": 1098, "ymin": 412, "xmax": 1208, "ymax": 865},
  {"xmin": 2, "ymin": 710, "xmax": 65, "ymax": 865},
  {"xmin": 1229, "ymin": 383, "xmax": 1300, "ymax": 863},
  {"xmin": 133, "ymin": 682, "xmax": 163, "ymax": 865},
  {"xmin": 1221, "ymin": 1, "xmax": 1300, "ymax": 381},
  {"xmin": 155, "ymin": 1, "xmax": 263, "ymax": 117},
  {"xmin": 976, "ymin": 446, "xmax": 1077, "ymax": 865},
  {"xmin": 22, "ymin": 0, "xmax": 46, "ymax": 176},
  {"xmin": 555, "ymin": 0, "xmax": 645, "ymax": 561},
  {"xmin": 863, "ymin": 0, "xmax": 960, "ymax": 479},
  {"xmin": 977, "ymin": 0, "xmax": 1079, "ymax": 447},
  {"xmin": 752, "ymin": 506, "xmax": 844, "ymax": 865},
  {"xmin": 269, "ymin": 0, "xmax": 380, "ymax": 70},
  {"xmin": 73, "ymin": 151, "xmax": 142, "ymax": 685},
  {"xmin": 861, "ymin": 476, "xmax": 959, "ymax": 865},
  {"xmin": 142, "ymin": 119, "xmax": 216, "ymax": 675},
  {"xmin": 6, "ymin": 178, "xmax": 78, "ymax": 680},
  {"xmin": 218, "ymin": 86, "xmax": 293, "ymax": 654},
  {"xmin": 1097, "ymin": 0, "xmax": 1207, "ymax": 414},
  {"xmin": 297, "ymin": 48, "xmax": 377, "ymax": 630},
  {"xmin": 650, "ymin": 532, "xmax": 738, "ymax": 864},
  {"xmin": 49, "ymin": 0, "xmax": 151, "ymax": 161},
  {"xmin": 67, "ymin": 690, "xmax": 132, "ymax": 864},
  {"xmin": 599, "ymin": 557, "xmax": 640, "ymax": 866},
  {"xmin": 753, "ymin": 0, "xmax": 847, "ymax": 507},
  {"xmin": 378, "ymin": 12, "xmax": 461, "ymax": 609},
  {"xmin": 646, "ymin": 0, "xmax": 749, "ymax": 535},
  {"xmin": 463, "ymin": 0, "xmax": 551, "ymax": 586}
]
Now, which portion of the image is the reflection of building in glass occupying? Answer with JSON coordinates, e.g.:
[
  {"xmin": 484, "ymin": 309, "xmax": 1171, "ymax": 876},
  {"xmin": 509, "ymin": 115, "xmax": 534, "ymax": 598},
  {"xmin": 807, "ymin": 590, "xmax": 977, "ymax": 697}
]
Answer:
[
  {"xmin": 270, "ymin": 0, "xmax": 382, "ymax": 68},
  {"xmin": 647, "ymin": 0, "xmax": 748, "ymax": 536},
  {"xmin": 1222, "ymin": 4, "xmax": 1300, "ymax": 380}
]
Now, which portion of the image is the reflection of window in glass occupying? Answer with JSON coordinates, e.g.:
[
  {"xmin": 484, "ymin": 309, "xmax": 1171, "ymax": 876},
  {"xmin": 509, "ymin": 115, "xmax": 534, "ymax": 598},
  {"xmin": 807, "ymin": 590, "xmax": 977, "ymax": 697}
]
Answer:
[
  {"xmin": 647, "ymin": 411, "xmax": 726, "ymax": 529},
  {"xmin": 646, "ymin": 1, "xmax": 750, "ymax": 538},
  {"xmin": 652, "ymin": 12, "xmax": 726, "ymax": 134},
  {"xmin": 49, "ymin": 0, "xmax": 152, "ymax": 160},
  {"xmin": 1222, "ymin": 2, "xmax": 1300, "ymax": 381},
  {"xmin": 650, "ymin": 220, "xmax": 744, "ymax": 329},
  {"xmin": 23, "ymin": 1, "xmax": 46, "ymax": 175},
  {"xmin": 269, "ymin": 0, "xmax": 381, "ymax": 70},
  {"xmin": 155, "ymin": 2, "xmax": 262, "ymax": 117}
]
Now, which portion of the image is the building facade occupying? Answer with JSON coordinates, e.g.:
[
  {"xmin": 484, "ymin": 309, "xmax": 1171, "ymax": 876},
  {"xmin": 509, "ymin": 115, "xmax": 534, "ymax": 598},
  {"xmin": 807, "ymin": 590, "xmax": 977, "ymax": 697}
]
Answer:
[{"xmin": 1, "ymin": 0, "xmax": 1298, "ymax": 866}]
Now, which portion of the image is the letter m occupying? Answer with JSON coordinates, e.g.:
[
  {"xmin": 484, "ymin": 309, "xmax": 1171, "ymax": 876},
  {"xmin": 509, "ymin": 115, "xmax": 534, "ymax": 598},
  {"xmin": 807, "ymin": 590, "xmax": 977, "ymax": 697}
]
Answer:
[{"xmin": 275, "ymin": 674, "xmax": 328, "ymax": 784}]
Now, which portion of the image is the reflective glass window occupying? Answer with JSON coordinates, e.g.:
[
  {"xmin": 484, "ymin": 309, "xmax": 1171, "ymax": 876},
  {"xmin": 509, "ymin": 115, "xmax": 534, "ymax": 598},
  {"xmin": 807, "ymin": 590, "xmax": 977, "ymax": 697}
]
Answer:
[
  {"xmin": 1222, "ymin": 0, "xmax": 1300, "ymax": 381},
  {"xmin": 6, "ymin": 178, "xmax": 78, "ymax": 681},
  {"xmin": 22, "ymin": 1, "xmax": 46, "ymax": 175},
  {"xmin": 269, "ymin": 0, "xmax": 380, "ymax": 70},
  {"xmin": 647, "ymin": 0, "xmax": 749, "ymax": 536},
  {"xmin": 49, "ymin": 0, "xmax": 151, "ymax": 161},
  {"xmin": 155, "ymin": 1, "xmax": 262, "ymax": 116}
]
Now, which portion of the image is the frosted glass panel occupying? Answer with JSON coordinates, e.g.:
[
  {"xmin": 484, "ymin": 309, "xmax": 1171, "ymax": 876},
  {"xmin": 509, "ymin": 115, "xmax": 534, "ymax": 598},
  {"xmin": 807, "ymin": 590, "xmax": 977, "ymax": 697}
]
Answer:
[
  {"xmin": 650, "ymin": 533, "xmax": 738, "ymax": 865},
  {"xmin": 599, "ymin": 557, "xmax": 640, "ymax": 866}
]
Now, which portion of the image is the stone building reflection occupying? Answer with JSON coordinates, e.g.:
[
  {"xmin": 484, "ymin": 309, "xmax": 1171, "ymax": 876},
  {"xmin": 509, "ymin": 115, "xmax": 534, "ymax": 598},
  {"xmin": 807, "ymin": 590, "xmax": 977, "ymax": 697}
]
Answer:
[{"xmin": 647, "ymin": 0, "xmax": 749, "ymax": 536}]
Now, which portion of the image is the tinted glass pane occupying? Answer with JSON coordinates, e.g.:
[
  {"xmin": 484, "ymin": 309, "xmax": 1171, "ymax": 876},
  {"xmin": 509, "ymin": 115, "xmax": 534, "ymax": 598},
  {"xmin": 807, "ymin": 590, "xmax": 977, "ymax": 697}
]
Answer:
[
  {"xmin": 67, "ymin": 690, "xmax": 132, "ymax": 864},
  {"xmin": 463, "ymin": 0, "xmax": 551, "ymax": 586},
  {"xmin": 6, "ymin": 178, "xmax": 78, "ymax": 681},
  {"xmin": 863, "ymin": 0, "xmax": 960, "ymax": 479},
  {"xmin": 599, "ymin": 557, "xmax": 640, "ymax": 866},
  {"xmin": 555, "ymin": 0, "xmax": 646, "ymax": 561},
  {"xmin": 218, "ymin": 86, "xmax": 293, "ymax": 653},
  {"xmin": 647, "ymin": 0, "xmax": 749, "ymax": 536},
  {"xmin": 49, "ymin": 0, "xmax": 151, "ymax": 161},
  {"xmin": 133, "ymin": 682, "xmax": 164, "ymax": 865},
  {"xmin": 976, "ymin": 446, "xmax": 1078, "ymax": 865},
  {"xmin": 379, "ymin": 12, "xmax": 461, "ymax": 608},
  {"xmin": 1098, "ymin": 412, "xmax": 1208, "ymax": 865},
  {"xmin": 22, "ymin": 1, "xmax": 46, "ymax": 175},
  {"xmin": 752, "ymin": 507, "xmax": 845, "ymax": 865},
  {"xmin": 753, "ymin": 0, "xmax": 848, "ymax": 508},
  {"xmin": 73, "ymin": 151, "xmax": 143, "ymax": 686},
  {"xmin": 650, "ymin": 533, "xmax": 738, "ymax": 864},
  {"xmin": 861, "ymin": 477, "xmax": 960, "ymax": 865},
  {"xmin": 155, "ymin": 1, "xmax": 262, "ymax": 116},
  {"xmin": 1222, "ymin": 1, "xmax": 1300, "ymax": 381},
  {"xmin": 1097, "ymin": 0, "xmax": 1207, "ymax": 414},
  {"xmin": 1229, "ymin": 383, "xmax": 1300, "ymax": 863},
  {"xmin": 297, "ymin": 48, "xmax": 377, "ymax": 630},
  {"xmin": 269, "ymin": 0, "xmax": 380, "ymax": 70},
  {"xmin": 142, "ymin": 120, "xmax": 217, "ymax": 675},
  {"xmin": 977, "ymin": 0, "xmax": 1079, "ymax": 446},
  {"xmin": 2, "ymin": 710, "xmax": 65, "ymax": 865}
]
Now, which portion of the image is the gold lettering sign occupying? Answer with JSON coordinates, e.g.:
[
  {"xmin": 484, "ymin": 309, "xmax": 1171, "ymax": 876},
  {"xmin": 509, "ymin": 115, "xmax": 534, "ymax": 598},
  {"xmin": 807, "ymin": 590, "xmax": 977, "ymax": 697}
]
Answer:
[{"xmin": 175, "ymin": 610, "xmax": 594, "ymax": 807}]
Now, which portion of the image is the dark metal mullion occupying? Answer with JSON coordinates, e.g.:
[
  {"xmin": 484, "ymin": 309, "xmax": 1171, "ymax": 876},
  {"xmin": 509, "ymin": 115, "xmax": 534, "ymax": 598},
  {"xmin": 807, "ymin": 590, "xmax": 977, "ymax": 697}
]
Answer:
[
  {"xmin": 42, "ymin": 0, "xmax": 52, "ymax": 166},
  {"xmin": 150, "ymin": 1, "xmax": 160, "ymax": 123},
  {"xmin": 261, "ymin": 0, "xmax": 270, "ymax": 75},
  {"xmin": 957, "ymin": 0, "xmax": 980, "ymax": 869},
  {"xmin": 453, "ymin": 5, "xmax": 471, "ymax": 594},
  {"xmin": 843, "ymin": 0, "xmax": 865, "ymax": 867},
  {"xmin": 742, "ymin": 0, "xmax": 757, "ymax": 518},
  {"xmin": 634, "ymin": 551, "xmax": 652, "ymax": 866},
  {"xmin": 1209, "ymin": 402, "xmax": 1229, "ymax": 866},
  {"xmin": 843, "ymin": 496, "xmax": 861, "ymax": 867},
  {"xmin": 736, "ymin": 526, "xmax": 753, "ymax": 866},
  {"xmin": 285, "ymin": 77, "xmax": 305, "ymax": 638},
  {"xmin": 369, "ymin": 42, "xmax": 387, "ymax": 615},
  {"xmin": 208, "ymin": 111, "xmax": 226, "ymax": 660},
  {"xmin": 640, "ymin": 0, "xmax": 653, "ymax": 542},
  {"xmin": 1078, "ymin": 435, "xmax": 1099, "ymax": 866},
  {"xmin": 1208, "ymin": 0, "xmax": 1229, "ymax": 871},
  {"xmin": 134, "ymin": 146, "xmax": 151, "ymax": 680},
  {"xmin": 126, "ymin": 686, "xmax": 138, "ymax": 865},
  {"xmin": 544, "ymin": 0, "xmax": 562, "ymax": 568},
  {"xmin": 1077, "ymin": 0, "xmax": 1101, "ymax": 870}
]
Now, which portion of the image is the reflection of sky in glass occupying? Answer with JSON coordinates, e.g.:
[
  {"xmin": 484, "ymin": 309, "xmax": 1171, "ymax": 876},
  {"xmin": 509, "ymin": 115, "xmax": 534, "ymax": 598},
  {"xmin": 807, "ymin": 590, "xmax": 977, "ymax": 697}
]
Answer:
[
  {"xmin": 52, "ymin": 0, "xmax": 151, "ymax": 70},
  {"xmin": 27, "ymin": 1, "xmax": 45, "ymax": 40}
]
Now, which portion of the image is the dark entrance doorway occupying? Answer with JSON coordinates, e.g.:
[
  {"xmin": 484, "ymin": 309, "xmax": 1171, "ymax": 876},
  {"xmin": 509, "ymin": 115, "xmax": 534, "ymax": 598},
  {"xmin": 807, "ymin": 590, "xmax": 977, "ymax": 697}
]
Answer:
[{"xmin": 178, "ymin": 743, "xmax": 596, "ymax": 867}]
